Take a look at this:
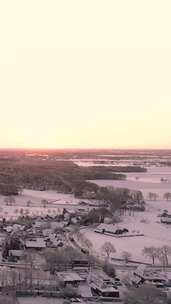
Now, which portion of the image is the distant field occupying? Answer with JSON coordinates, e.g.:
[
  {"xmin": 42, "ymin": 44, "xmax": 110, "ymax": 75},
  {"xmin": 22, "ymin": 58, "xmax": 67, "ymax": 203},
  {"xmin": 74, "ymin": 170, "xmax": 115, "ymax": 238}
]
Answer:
[
  {"xmin": 0, "ymin": 189, "xmax": 81, "ymax": 220},
  {"xmin": 91, "ymin": 166, "xmax": 171, "ymax": 198}
]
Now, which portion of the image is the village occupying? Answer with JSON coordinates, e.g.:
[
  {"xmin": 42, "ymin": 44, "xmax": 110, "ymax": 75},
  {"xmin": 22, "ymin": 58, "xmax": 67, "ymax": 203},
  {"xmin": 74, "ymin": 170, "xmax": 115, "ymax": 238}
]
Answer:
[{"xmin": 0, "ymin": 184, "xmax": 170, "ymax": 304}]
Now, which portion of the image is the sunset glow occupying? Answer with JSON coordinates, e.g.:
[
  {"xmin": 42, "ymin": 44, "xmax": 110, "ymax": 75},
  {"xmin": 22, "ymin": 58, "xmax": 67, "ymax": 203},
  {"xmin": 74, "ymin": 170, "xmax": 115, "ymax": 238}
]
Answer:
[{"xmin": 0, "ymin": 0, "xmax": 171, "ymax": 149}]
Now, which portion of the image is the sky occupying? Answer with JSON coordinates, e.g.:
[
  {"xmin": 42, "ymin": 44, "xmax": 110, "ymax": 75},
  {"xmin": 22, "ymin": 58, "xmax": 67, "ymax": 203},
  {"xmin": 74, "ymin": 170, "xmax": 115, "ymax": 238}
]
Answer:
[{"xmin": 0, "ymin": 0, "xmax": 171, "ymax": 149}]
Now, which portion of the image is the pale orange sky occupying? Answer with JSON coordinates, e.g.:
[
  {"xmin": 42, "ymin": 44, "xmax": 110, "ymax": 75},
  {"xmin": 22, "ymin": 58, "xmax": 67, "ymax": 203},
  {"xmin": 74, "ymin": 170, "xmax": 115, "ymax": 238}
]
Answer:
[{"xmin": 0, "ymin": 0, "xmax": 171, "ymax": 149}]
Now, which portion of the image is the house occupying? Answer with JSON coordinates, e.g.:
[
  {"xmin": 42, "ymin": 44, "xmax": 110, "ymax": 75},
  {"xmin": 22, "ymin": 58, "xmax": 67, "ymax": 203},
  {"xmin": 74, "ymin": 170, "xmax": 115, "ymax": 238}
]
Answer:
[
  {"xmin": 71, "ymin": 259, "xmax": 90, "ymax": 269},
  {"xmin": 132, "ymin": 265, "xmax": 169, "ymax": 288},
  {"xmin": 56, "ymin": 271, "xmax": 85, "ymax": 287},
  {"xmin": 95, "ymin": 223, "xmax": 117, "ymax": 234},
  {"xmin": 95, "ymin": 223, "xmax": 143, "ymax": 237},
  {"xmin": 8, "ymin": 250, "xmax": 24, "ymax": 262},
  {"xmin": 122, "ymin": 199, "xmax": 146, "ymax": 211},
  {"xmin": 25, "ymin": 238, "xmax": 46, "ymax": 250},
  {"xmin": 78, "ymin": 284, "xmax": 93, "ymax": 299},
  {"xmin": 88, "ymin": 270, "xmax": 119, "ymax": 298},
  {"xmin": 95, "ymin": 223, "xmax": 129, "ymax": 236},
  {"xmin": 161, "ymin": 214, "xmax": 171, "ymax": 224}
]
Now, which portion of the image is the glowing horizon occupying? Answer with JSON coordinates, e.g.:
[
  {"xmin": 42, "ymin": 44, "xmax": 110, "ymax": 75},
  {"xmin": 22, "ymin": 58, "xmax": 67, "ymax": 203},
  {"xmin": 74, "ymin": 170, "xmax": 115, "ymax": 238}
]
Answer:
[{"xmin": 0, "ymin": 0, "xmax": 171, "ymax": 149}]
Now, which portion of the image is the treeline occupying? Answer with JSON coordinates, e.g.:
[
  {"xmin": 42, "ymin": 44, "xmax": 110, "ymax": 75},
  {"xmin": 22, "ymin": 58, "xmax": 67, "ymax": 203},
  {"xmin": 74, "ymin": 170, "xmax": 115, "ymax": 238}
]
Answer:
[
  {"xmin": 0, "ymin": 159, "xmax": 126, "ymax": 195},
  {"xmin": 89, "ymin": 165, "xmax": 147, "ymax": 173},
  {"xmin": 159, "ymin": 161, "xmax": 171, "ymax": 166},
  {"xmin": 0, "ymin": 183, "xmax": 20, "ymax": 196}
]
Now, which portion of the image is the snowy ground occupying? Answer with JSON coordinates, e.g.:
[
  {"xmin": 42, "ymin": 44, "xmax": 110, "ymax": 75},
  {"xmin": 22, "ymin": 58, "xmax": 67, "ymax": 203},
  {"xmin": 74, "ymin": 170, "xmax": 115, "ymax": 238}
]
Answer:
[
  {"xmin": 83, "ymin": 199, "xmax": 171, "ymax": 263},
  {"xmin": 0, "ymin": 189, "xmax": 83, "ymax": 220},
  {"xmin": 88, "ymin": 166, "xmax": 171, "ymax": 262},
  {"xmin": 92, "ymin": 166, "xmax": 171, "ymax": 199},
  {"xmin": 1, "ymin": 166, "xmax": 171, "ymax": 261},
  {"xmin": 18, "ymin": 297, "xmax": 64, "ymax": 304}
]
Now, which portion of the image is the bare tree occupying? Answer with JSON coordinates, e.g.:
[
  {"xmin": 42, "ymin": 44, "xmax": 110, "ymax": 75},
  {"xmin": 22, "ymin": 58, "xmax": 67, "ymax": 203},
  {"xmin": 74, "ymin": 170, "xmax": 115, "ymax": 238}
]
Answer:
[
  {"xmin": 4, "ymin": 196, "xmax": 15, "ymax": 206},
  {"xmin": 121, "ymin": 251, "xmax": 132, "ymax": 263},
  {"xmin": 142, "ymin": 246, "xmax": 159, "ymax": 265},
  {"xmin": 157, "ymin": 245, "xmax": 171, "ymax": 267},
  {"xmin": 84, "ymin": 238, "xmax": 93, "ymax": 253},
  {"xmin": 163, "ymin": 192, "xmax": 171, "ymax": 201},
  {"xmin": 18, "ymin": 187, "xmax": 24, "ymax": 196},
  {"xmin": 26, "ymin": 200, "xmax": 32, "ymax": 207},
  {"xmin": 101, "ymin": 242, "xmax": 116, "ymax": 259},
  {"xmin": 21, "ymin": 251, "xmax": 35, "ymax": 288},
  {"xmin": 41, "ymin": 199, "xmax": 48, "ymax": 208},
  {"xmin": 147, "ymin": 192, "xmax": 158, "ymax": 201},
  {"xmin": 19, "ymin": 208, "xmax": 24, "ymax": 216}
]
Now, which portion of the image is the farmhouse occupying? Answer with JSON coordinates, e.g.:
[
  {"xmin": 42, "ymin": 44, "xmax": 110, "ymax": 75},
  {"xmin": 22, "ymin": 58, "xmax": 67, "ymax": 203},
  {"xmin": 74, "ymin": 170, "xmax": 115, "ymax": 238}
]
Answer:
[
  {"xmin": 88, "ymin": 270, "xmax": 119, "ymax": 298},
  {"xmin": 95, "ymin": 223, "xmax": 143, "ymax": 237},
  {"xmin": 122, "ymin": 199, "xmax": 146, "ymax": 211},
  {"xmin": 132, "ymin": 265, "xmax": 170, "ymax": 288},
  {"xmin": 57, "ymin": 271, "xmax": 85, "ymax": 287},
  {"xmin": 78, "ymin": 283, "xmax": 93, "ymax": 299},
  {"xmin": 25, "ymin": 238, "xmax": 46, "ymax": 249},
  {"xmin": 95, "ymin": 223, "xmax": 117, "ymax": 234}
]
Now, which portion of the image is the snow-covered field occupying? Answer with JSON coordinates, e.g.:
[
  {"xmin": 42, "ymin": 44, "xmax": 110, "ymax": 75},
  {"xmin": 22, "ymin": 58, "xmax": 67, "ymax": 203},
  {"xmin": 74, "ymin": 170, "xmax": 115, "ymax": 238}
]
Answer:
[
  {"xmin": 84, "ymin": 166, "xmax": 171, "ymax": 263},
  {"xmin": 92, "ymin": 166, "xmax": 171, "ymax": 198},
  {"xmin": 83, "ymin": 199, "xmax": 171, "ymax": 263},
  {"xmin": 1, "ymin": 165, "xmax": 171, "ymax": 262},
  {"xmin": 0, "ymin": 189, "xmax": 82, "ymax": 220},
  {"xmin": 18, "ymin": 297, "xmax": 63, "ymax": 304}
]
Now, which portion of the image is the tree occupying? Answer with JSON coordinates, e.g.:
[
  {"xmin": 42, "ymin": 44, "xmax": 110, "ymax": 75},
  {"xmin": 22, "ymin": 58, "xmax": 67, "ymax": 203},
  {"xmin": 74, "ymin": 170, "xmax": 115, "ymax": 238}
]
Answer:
[
  {"xmin": 44, "ymin": 246, "xmax": 83, "ymax": 273},
  {"xmin": 147, "ymin": 192, "xmax": 158, "ymax": 201},
  {"xmin": 26, "ymin": 200, "xmax": 32, "ymax": 207},
  {"xmin": 124, "ymin": 284, "xmax": 165, "ymax": 304},
  {"xmin": 101, "ymin": 242, "xmax": 116, "ymax": 259},
  {"xmin": 18, "ymin": 187, "xmax": 24, "ymax": 196},
  {"xmin": 84, "ymin": 238, "xmax": 93, "ymax": 252},
  {"xmin": 21, "ymin": 251, "xmax": 36, "ymax": 288},
  {"xmin": 103, "ymin": 261, "xmax": 116, "ymax": 278},
  {"xmin": 80, "ymin": 207, "xmax": 112, "ymax": 225},
  {"xmin": 2, "ymin": 235, "xmax": 23, "ymax": 259},
  {"xmin": 121, "ymin": 251, "xmax": 132, "ymax": 263},
  {"xmin": 130, "ymin": 190, "xmax": 144, "ymax": 203},
  {"xmin": 4, "ymin": 196, "xmax": 15, "ymax": 206},
  {"xmin": 19, "ymin": 208, "xmax": 24, "ymax": 216},
  {"xmin": 164, "ymin": 192, "xmax": 171, "ymax": 201},
  {"xmin": 99, "ymin": 187, "xmax": 130, "ymax": 213},
  {"xmin": 142, "ymin": 246, "xmax": 159, "ymax": 265},
  {"xmin": 157, "ymin": 245, "xmax": 171, "ymax": 267},
  {"xmin": 41, "ymin": 199, "xmax": 48, "ymax": 208}
]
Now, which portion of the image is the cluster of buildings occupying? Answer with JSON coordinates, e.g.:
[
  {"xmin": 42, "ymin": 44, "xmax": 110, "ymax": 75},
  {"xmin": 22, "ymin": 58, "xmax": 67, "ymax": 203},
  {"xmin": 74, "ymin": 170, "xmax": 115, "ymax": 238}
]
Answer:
[
  {"xmin": 0, "ymin": 212, "xmax": 125, "ymax": 302},
  {"xmin": 95, "ymin": 223, "xmax": 143, "ymax": 238}
]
